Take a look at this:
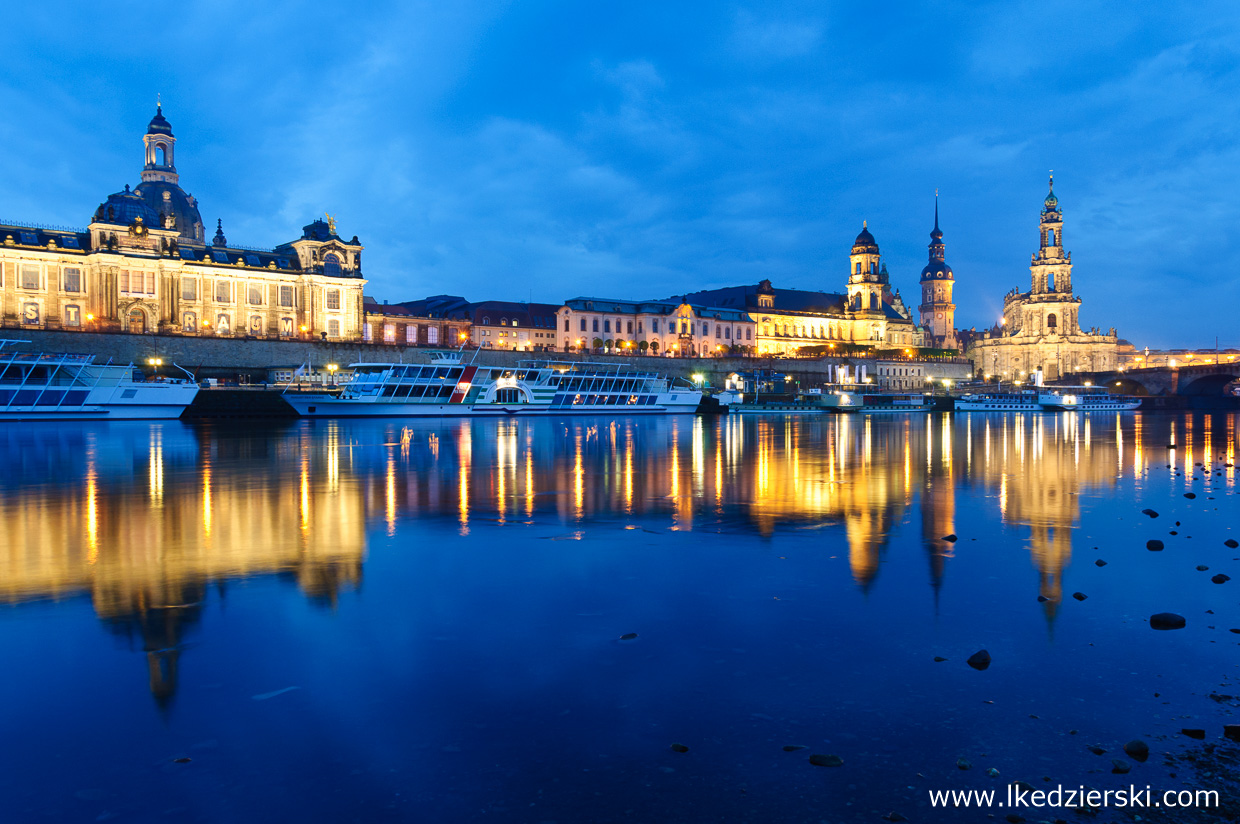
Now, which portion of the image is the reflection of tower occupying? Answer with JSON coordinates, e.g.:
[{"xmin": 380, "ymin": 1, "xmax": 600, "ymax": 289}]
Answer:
[
  {"xmin": 100, "ymin": 580, "xmax": 206, "ymax": 710},
  {"xmin": 920, "ymin": 418, "xmax": 956, "ymax": 603}
]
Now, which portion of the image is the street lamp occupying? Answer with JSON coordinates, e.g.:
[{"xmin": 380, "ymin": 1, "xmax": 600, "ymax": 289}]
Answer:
[
  {"xmin": 327, "ymin": 363, "xmax": 339, "ymax": 386},
  {"xmin": 146, "ymin": 357, "xmax": 163, "ymax": 378}
]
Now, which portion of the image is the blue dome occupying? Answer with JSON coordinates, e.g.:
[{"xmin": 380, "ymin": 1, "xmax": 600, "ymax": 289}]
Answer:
[
  {"xmin": 94, "ymin": 186, "xmax": 159, "ymax": 226},
  {"xmin": 920, "ymin": 260, "xmax": 954, "ymax": 280},
  {"xmin": 147, "ymin": 106, "xmax": 173, "ymax": 137},
  {"xmin": 134, "ymin": 180, "xmax": 205, "ymax": 242}
]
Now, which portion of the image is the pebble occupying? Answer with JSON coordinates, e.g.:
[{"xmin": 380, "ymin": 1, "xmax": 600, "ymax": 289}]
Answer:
[
  {"xmin": 808, "ymin": 753, "xmax": 844, "ymax": 767},
  {"xmin": 1212, "ymin": 574, "xmax": 1231, "ymax": 584},
  {"xmin": 172, "ymin": 757, "xmax": 192, "ymax": 764},
  {"xmin": 1124, "ymin": 740, "xmax": 1149, "ymax": 762},
  {"xmin": 1181, "ymin": 729, "xmax": 1206, "ymax": 740},
  {"xmin": 933, "ymin": 656, "xmax": 947, "ymax": 662},
  {"xmin": 1111, "ymin": 759, "xmax": 1131, "ymax": 774},
  {"xmin": 1225, "ymin": 725, "xmax": 1240, "ymax": 742},
  {"xmin": 1072, "ymin": 592, "xmax": 1088, "ymax": 601},
  {"xmin": 1094, "ymin": 559, "xmax": 1107, "ymax": 567},
  {"xmin": 1037, "ymin": 595, "xmax": 1049, "ymax": 602},
  {"xmin": 1184, "ymin": 492, "xmax": 1197, "ymax": 499},
  {"xmin": 1150, "ymin": 613, "xmax": 1186, "ymax": 630},
  {"xmin": 957, "ymin": 757, "xmax": 972, "ymax": 770},
  {"xmin": 1142, "ymin": 509, "xmax": 1159, "ymax": 518},
  {"xmin": 619, "ymin": 633, "xmax": 639, "ymax": 641},
  {"xmin": 782, "ymin": 745, "xmax": 807, "ymax": 752},
  {"xmin": 1197, "ymin": 565, "xmax": 1210, "ymax": 571},
  {"xmin": 966, "ymin": 650, "xmax": 992, "ymax": 671},
  {"xmin": 1088, "ymin": 745, "xmax": 1106, "ymax": 755},
  {"xmin": 1226, "ymin": 538, "xmax": 1239, "ymax": 548},
  {"xmin": 1147, "ymin": 539, "xmax": 1165, "ymax": 551},
  {"xmin": 670, "ymin": 743, "xmax": 689, "ymax": 753},
  {"xmin": 986, "ymin": 767, "xmax": 1000, "ymax": 777}
]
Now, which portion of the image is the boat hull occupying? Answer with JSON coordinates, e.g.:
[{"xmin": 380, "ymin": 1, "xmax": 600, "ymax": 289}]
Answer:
[{"xmin": 284, "ymin": 396, "xmax": 701, "ymax": 418}]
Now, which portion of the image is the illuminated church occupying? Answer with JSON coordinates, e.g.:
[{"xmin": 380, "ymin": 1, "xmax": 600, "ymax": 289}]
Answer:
[
  {"xmin": 0, "ymin": 106, "xmax": 367, "ymax": 339},
  {"xmin": 968, "ymin": 177, "xmax": 1120, "ymax": 380}
]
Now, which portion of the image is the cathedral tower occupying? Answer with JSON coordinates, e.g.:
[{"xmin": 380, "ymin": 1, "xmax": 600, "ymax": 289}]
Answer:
[
  {"xmin": 847, "ymin": 222, "xmax": 886, "ymax": 313},
  {"xmin": 1010, "ymin": 174, "xmax": 1081, "ymax": 338},
  {"xmin": 918, "ymin": 194, "xmax": 956, "ymax": 347}
]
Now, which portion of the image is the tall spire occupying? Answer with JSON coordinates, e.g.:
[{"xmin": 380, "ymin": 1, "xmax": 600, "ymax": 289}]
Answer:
[
  {"xmin": 1043, "ymin": 170, "xmax": 1058, "ymax": 212},
  {"xmin": 928, "ymin": 193, "xmax": 945, "ymax": 260}
]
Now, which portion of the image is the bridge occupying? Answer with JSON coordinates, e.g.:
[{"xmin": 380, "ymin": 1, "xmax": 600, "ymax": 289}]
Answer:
[{"xmin": 1071, "ymin": 361, "xmax": 1240, "ymax": 396}]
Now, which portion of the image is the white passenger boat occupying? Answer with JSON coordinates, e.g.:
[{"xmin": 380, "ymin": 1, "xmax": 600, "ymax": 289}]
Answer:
[
  {"xmin": 1037, "ymin": 386, "xmax": 1141, "ymax": 411},
  {"xmin": 0, "ymin": 343, "xmax": 198, "ymax": 420},
  {"xmin": 854, "ymin": 393, "xmax": 932, "ymax": 413},
  {"xmin": 954, "ymin": 390, "xmax": 1040, "ymax": 412},
  {"xmin": 282, "ymin": 354, "xmax": 702, "ymax": 418}
]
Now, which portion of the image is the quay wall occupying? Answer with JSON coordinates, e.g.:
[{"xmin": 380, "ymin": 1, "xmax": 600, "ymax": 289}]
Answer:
[{"xmin": 7, "ymin": 329, "xmax": 972, "ymax": 386}]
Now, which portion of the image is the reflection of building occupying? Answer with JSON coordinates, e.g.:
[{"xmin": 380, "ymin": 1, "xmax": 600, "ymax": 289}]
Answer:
[
  {"xmin": 968, "ymin": 178, "xmax": 1120, "ymax": 380},
  {"xmin": 0, "ymin": 107, "xmax": 366, "ymax": 340},
  {"xmin": 0, "ymin": 423, "xmax": 366, "ymax": 705},
  {"xmin": 680, "ymin": 225, "xmax": 926, "ymax": 356}
]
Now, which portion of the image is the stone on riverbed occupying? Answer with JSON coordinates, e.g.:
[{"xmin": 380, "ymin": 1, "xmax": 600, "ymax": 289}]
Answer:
[
  {"xmin": 1225, "ymin": 725, "xmax": 1240, "ymax": 742},
  {"xmin": 1095, "ymin": 559, "xmax": 1107, "ymax": 567},
  {"xmin": 1111, "ymin": 759, "xmax": 1131, "ymax": 774},
  {"xmin": 1212, "ymin": 574, "xmax": 1231, "ymax": 584},
  {"xmin": 957, "ymin": 757, "xmax": 972, "ymax": 770},
  {"xmin": 670, "ymin": 743, "xmax": 689, "ymax": 753},
  {"xmin": 1150, "ymin": 613, "xmax": 1186, "ymax": 630},
  {"xmin": 808, "ymin": 753, "xmax": 844, "ymax": 767},
  {"xmin": 1184, "ymin": 492, "xmax": 1197, "ymax": 499},
  {"xmin": 1124, "ymin": 740, "xmax": 1149, "ymax": 762},
  {"xmin": 1142, "ymin": 509, "xmax": 1159, "ymax": 518},
  {"xmin": 1072, "ymin": 592, "xmax": 1088, "ymax": 601},
  {"xmin": 1225, "ymin": 539, "xmax": 1239, "ymax": 548},
  {"xmin": 966, "ymin": 650, "xmax": 992, "ymax": 670},
  {"xmin": 1147, "ymin": 539, "xmax": 1164, "ymax": 551},
  {"xmin": 619, "ymin": 633, "xmax": 639, "ymax": 641},
  {"xmin": 1181, "ymin": 729, "xmax": 1206, "ymax": 740},
  {"xmin": 782, "ymin": 745, "xmax": 807, "ymax": 751}
]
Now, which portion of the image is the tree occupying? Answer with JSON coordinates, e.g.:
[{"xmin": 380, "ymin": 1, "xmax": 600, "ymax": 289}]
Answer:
[
  {"xmin": 638, "ymin": 340, "xmax": 649, "ymax": 353},
  {"xmin": 592, "ymin": 337, "xmax": 604, "ymax": 352},
  {"xmin": 603, "ymin": 339, "xmax": 613, "ymax": 352},
  {"xmin": 649, "ymin": 340, "xmax": 659, "ymax": 354}
]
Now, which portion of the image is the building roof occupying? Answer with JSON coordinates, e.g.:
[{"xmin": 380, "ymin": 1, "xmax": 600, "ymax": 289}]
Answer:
[
  {"xmin": 146, "ymin": 105, "xmax": 173, "ymax": 137},
  {"xmin": 677, "ymin": 284, "xmax": 848, "ymax": 316},
  {"xmin": 563, "ymin": 296, "xmax": 753, "ymax": 323}
]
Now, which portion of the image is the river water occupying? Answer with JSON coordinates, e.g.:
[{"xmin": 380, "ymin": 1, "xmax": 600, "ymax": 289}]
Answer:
[{"xmin": 0, "ymin": 412, "xmax": 1237, "ymax": 823}]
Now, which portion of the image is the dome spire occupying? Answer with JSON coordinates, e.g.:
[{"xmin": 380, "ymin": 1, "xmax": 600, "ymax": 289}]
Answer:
[
  {"xmin": 1043, "ymin": 169, "xmax": 1058, "ymax": 212},
  {"xmin": 212, "ymin": 219, "xmax": 227, "ymax": 247}
]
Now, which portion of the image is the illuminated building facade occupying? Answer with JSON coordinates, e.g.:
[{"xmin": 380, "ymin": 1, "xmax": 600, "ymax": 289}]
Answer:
[
  {"xmin": 681, "ymin": 224, "xmax": 926, "ymax": 356},
  {"xmin": 918, "ymin": 196, "xmax": 958, "ymax": 349},
  {"xmin": 557, "ymin": 297, "xmax": 756, "ymax": 355},
  {"xmin": 968, "ymin": 177, "xmax": 1120, "ymax": 380},
  {"xmin": 0, "ymin": 107, "xmax": 367, "ymax": 340}
]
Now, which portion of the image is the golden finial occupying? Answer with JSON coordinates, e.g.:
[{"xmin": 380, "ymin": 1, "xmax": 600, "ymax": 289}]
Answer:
[
  {"xmin": 157, "ymin": 92, "xmax": 161, "ymax": 108},
  {"xmin": 325, "ymin": 212, "xmax": 337, "ymax": 234},
  {"xmin": 862, "ymin": 219, "xmax": 867, "ymax": 228}
]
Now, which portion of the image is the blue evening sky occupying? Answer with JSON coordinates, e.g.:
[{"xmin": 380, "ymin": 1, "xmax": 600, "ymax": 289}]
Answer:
[{"xmin": 1, "ymin": 1, "xmax": 1238, "ymax": 348}]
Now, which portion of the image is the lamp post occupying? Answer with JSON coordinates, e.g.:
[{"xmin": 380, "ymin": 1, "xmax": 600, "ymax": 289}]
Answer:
[
  {"xmin": 327, "ymin": 363, "xmax": 339, "ymax": 387},
  {"xmin": 146, "ymin": 357, "xmax": 163, "ymax": 378}
]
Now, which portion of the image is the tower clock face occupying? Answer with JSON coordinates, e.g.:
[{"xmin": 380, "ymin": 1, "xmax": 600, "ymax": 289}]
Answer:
[{"xmin": 937, "ymin": 313, "xmax": 944, "ymax": 319}]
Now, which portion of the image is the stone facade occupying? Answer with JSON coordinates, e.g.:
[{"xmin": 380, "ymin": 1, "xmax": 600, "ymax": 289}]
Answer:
[
  {"xmin": 967, "ymin": 177, "xmax": 1120, "ymax": 381},
  {"xmin": 361, "ymin": 298, "xmax": 468, "ymax": 347},
  {"xmin": 0, "ymin": 107, "xmax": 366, "ymax": 341},
  {"xmin": 558, "ymin": 297, "xmax": 756, "ymax": 356}
]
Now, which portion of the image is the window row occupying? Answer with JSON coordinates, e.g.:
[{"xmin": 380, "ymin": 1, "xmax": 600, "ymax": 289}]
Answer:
[
  {"xmin": 0, "ymin": 263, "xmax": 85, "ymax": 293},
  {"xmin": 363, "ymin": 323, "xmax": 443, "ymax": 344},
  {"xmin": 179, "ymin": 312, "xmax": 343, "ymax": 338}
]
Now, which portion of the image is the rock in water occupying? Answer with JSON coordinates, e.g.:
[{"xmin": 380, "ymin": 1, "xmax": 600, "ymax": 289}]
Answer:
[
  {"xmin": 1095, "ymin": 559, "xmax": 1108, "ymax": 567},
  {"xmin": 1150, "ymin": 613, "xmax": 1186, "ymax": 630},
  {"xmin": 1184, "ymin": 492, "xmax": 1197, "ymax": 499},
  {"xmin": 1088, "ymin": 746, "xmax": 1106, "ymax": 755},
  {"xmin": 933, "ymin": 656, "xmax": 947, "ymax": 662},
  {"xmin": 670, "ymin": 743, "xmax": 689, "ymax": 753},
  {"xmin": 881, "ymin": 813, "xmax": 908, "ymax": 822},
  {"xmin": 1141, "ymin": 509, "xmax": 1159, "ymax": 518},
  {"xmin": 782, "ymin": 745, "xmax": 807, "ymax": 751},
  {"xmin": 986, "ymin": 767, "xmax": 1000, "ymax": 777},
  {"xmin": 1037, "ymin": 595, "xmax": 1049, "ymax": 602},
  {"xmin": 1147, "ymin": 539, "xmax": 1165, "ymax": 551},
  {"xmin": 619, "ymin": 633, "xmax": 639, "ymax": 641},
  {"xmin": 942, "ymin": 534, "xmax": 957, "ymax": 542},
  {"xmin": 1181, "ymin": 729, "xmax": 1206, "ymax": 740},
  {"xmin": 957, "ymin": 757, "xmax": 972, "ymax": 770},
  {"xmin": 1124, "ymin": 740, "xmax": 1150, "ymax": 762},
  {"xmin": 1212, "ymin": 574, "xmax": 1231, "ymax": 584},
  {"xmin": 1111, "ymin": 759, "xmax": 1131, "ymax": 774},
  {"xmin": 1072, "ymin": 592, "xmax": 1088, "ymax": 601},
  {"xmin": 1197, "ymin": 565, "xmax": 1210, "ymax": 571},
  {"xmin": 1225, "ymin": 725, "xmax": 1240, "ymax": 742},
  {"xmin": 808, "ymin": 753, "xmax": 844, "ymax": 767},
  {"xmin": 966, "ymin": 650, "xmax": 992, "ymax": 670},
  {"xmin": 1225, "ymin": 538, "xmax": 1239, "ymax": 548}
]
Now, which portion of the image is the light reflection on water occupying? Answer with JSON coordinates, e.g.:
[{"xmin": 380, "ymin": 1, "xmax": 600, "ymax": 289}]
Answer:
[{"xmin": 0, "ymin": 412, "xmax": 1237, "ymax": 822}]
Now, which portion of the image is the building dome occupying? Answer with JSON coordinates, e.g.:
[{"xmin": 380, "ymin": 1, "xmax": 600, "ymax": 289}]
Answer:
[
  {"xmin": 920, "ymin": 259, "xmax": 954, "ymax": 280},
  {"xmin": 851, "ymin": 222, "xmax": 879, "ymax": 254},
  {"xmin": 93, "ymin": 185, "xmax": 160, "ymax": 226},
  {"xmin": 1043, "ymin": 175, "xmax": 1058, "ymax": 212},
  {"xmin": 147, "ymin": 105, "xmax": 173, "ymax": 137},
  {"xmin": 134, "ymin": 180, "xmax": 205, "ymax": 242}
]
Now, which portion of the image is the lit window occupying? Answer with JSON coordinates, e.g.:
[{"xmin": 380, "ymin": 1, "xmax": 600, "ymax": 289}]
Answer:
[
  {"xmin": 21, "ymin": 264, "xmax": 39, "ymax": 290},
  {"xmin": 181, "ymin": 278, "xmax": 197, "ymax": 301},
  {"xmin": 324, "ymin": 254, "xmax": 342, "ymax": 277},
  {"xmin": 215, "ymin": 280, "xmax": 232, "ymax": 303},
  {"xmin": 279, "ymin": 285, "xmax": 294, "ymax": 307},
  {"xmin": 248, "ymin": 284, "xmax": 263, "ymax": 305},
  {"xmin": 62, "ymin": 268, "xmax": 82, "ymax": 293},
  {"xmin": 328, "ymin": 319, "xmax": 341, "ymax": 338},
  {"xmin": 326, "ymin": 289, "xmax": 341, "ymax": 310}
]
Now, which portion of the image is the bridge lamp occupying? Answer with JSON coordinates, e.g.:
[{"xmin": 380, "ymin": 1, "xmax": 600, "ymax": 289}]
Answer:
[
  {"xmin": 1084, "ymin": 381, "xmax": 1091, "ymax": 387},
  {"xmin": 1170, "ymin": 359, "xmax": 1178, "ymax": 368}
]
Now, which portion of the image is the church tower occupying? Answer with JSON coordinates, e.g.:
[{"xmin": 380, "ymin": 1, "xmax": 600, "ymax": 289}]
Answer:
[
  {"xmin": 918, "ymin": 194, "xmax": 956, "ymax": 347},
  {"xmin": 847, "ymin": 222, "xmax": 886, "ymax": 313},
  {"xmin": 1018, "ymin": 174, "xmax": 1081, "ymax": 338}
]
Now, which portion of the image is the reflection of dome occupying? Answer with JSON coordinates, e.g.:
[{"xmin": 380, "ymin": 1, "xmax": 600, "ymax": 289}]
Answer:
[
  {"xmin": 851, "ymin": 223, "xmax": 879, "ymax": 254},
  {"xmin": 93, "ymin": 185, "xmax": 159, "ymax": 226},
  {"xmin": 134, "ymin": 180, "xmax": 205, "ymax": 242}
]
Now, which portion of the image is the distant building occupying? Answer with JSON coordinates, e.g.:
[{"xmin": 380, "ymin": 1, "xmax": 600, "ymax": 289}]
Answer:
[
  {"xmin": 681, "ymin": 224, "xmax": 925, "ymax": 356},
  {"xmin": 557, "ymin": 297, "xmax": 756, "ymax": 355},
  {"xmin": 395, "ymin": 296, "xmax": 559, "ymax": 351},
  {"xmin": 361, "ymin": 297, "xmax": 467, "ymax": 346},
  {"xmin": 0, "ymin": 106, "xmax": 367, "ymax": 340},
  {"xmin": 968, "ymin": 177, "xmax": 1120, "ymax": 380}
]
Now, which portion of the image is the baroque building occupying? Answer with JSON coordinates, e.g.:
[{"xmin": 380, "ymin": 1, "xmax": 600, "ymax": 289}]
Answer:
[
  {"xmin": 557, "ymin": 297, "xmax": 755, "ymax": 355},
  {"xmin": 681, "ymin": 224, "xmax": 925, "ymax": 356},
  {"xmin": 967, "ymin": 177, "xmax": 1120, "ymax": 381},
  {"xmin": 0, "ymin": 106, "xmax": 366, "ymax": 339},
  {"xmin": 918, "ymin": 196, "xmax": 957, "ymax": 349}
]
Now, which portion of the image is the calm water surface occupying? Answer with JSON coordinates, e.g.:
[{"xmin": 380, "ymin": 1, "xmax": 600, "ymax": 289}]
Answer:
[{"xmin": 1, "ymin": 412, "xmax": 1238, "ymax": 823}]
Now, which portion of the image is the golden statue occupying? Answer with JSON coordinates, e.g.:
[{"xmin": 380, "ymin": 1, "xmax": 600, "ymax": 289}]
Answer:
[{"xmin": 325, "ymin": 213, "xmax": 337, "ymax": 235}]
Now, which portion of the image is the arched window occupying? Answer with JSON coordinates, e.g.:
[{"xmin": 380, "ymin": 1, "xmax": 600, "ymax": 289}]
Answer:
[
  {"xmin": 500, "ymin": 318, "xmax": 507, "ymax": 326},
  {"xmin": 323, "ymin": 253, "xmax": 342, "ymax": 277},
  {"xmin": 482, "ymin": 317, "xmax": 491, "ymax": 326},
  {"xmin": 1047, "ymin": 313, "xmax": 1057, "ymax": 329},
  {"xmin": 855, "ymin": 263, "xmax": 861, "ymax": 274},
  {"xmin": 1047, "ymin": 229, "xmax": 1055, "ymax": 246},
  {"xmin": 156, "ymin": 144, "xmax": 167, "ymax": 166},
  {"xmin": 1047, "ymin": 272, "xmax": 1056, "ymax": 291}
]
